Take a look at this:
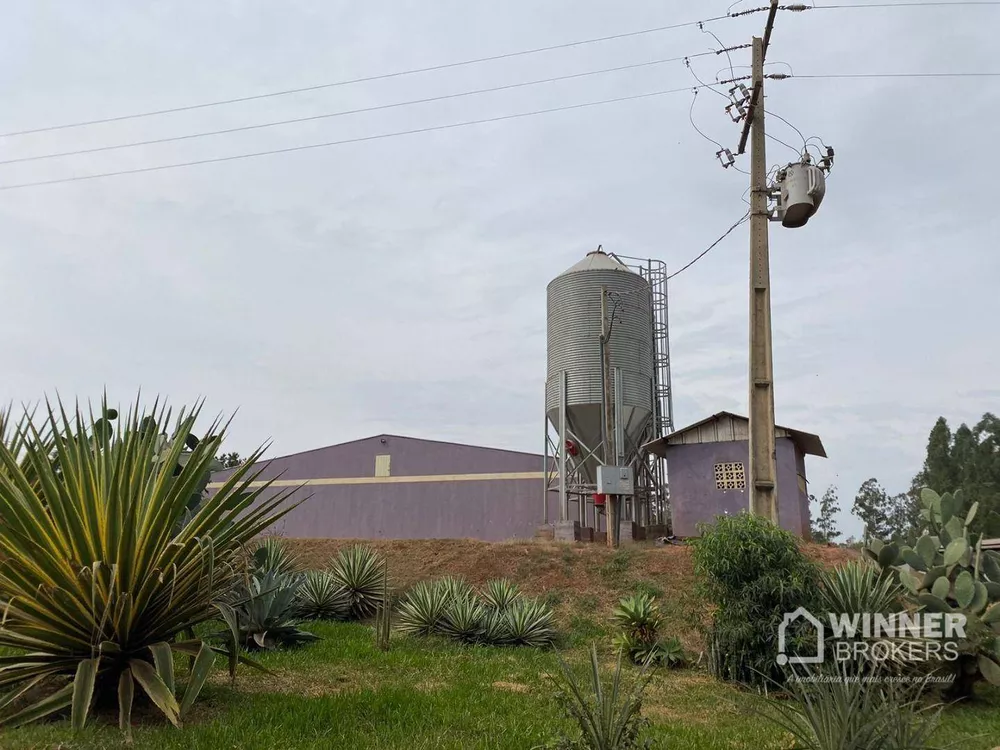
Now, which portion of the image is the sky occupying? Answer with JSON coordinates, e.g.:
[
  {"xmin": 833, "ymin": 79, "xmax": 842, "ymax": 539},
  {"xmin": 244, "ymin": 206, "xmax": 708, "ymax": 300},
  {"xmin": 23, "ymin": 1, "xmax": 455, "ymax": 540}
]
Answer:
[{"xmin": 2, "ymin": 1, "xmax": 997, "ymax": 539}]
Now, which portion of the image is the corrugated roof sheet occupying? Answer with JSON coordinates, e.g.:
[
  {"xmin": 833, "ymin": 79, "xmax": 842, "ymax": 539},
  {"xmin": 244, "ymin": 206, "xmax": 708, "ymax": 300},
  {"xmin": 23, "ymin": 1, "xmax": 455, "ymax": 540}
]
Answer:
[{"xmin": 643, "ymin": 410, "xmax": 827, "ymax": 458}]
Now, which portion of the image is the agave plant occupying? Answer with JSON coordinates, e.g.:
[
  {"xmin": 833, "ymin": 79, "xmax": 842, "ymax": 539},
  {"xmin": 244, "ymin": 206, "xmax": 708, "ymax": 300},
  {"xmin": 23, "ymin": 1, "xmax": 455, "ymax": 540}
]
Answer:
[
  {"xmin": 251, "ymin": 536, "xmax": 298, "ymax": 577},
  {"xmin": 0, "ymin": 398, "xmax": 296, "ymax": 732},
  {"xmin": 397, "ymin": 580, "xmax": 451, "ymax": 636},
  {"xmin": 760, "ymin": 661, "xmax": 944, "ymax": 750},
  {"xmin": 483, "ymin": 578, "xmax": 522, "ymax": 611},
  {"xmin": 438, "ymin": 594, "xmax": 486, "ymax": 643},
  {"xmin": 505, "ymin": 598, "xmax": 557, "ymax": 648},
  {"xmin": 480, "ymin": 607, "xmax": 513, "ymax": 645},
  {"xmin": 219, "ymin": 570, "xmax": 317, "ymax": 651},
  {"xmin": 819, "ymin": 560, "xmax": 905, "ymax": 617},
  {"xmin": 438, "ymin": 575, "xmax": 474, "ymax": 604},
  {"xmin": 296, "ymin": 571, "xmax": 351, "ymax": 621},
  {"xmin": 538, "ymin": 644, "xmax": 654, "ymax": 750},
  {"xmin": 330, "ymin": 545, "xmax": 386, "ymax": 619}
]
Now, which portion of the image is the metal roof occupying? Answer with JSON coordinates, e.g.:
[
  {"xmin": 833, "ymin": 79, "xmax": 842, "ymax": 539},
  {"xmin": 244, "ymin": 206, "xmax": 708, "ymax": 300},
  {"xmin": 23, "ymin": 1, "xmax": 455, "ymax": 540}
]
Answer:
[
  {"xmin": 558, "ymin": 249, "xmax": 634, "ymax": 276},
  {"xmin": 643, "ymin": 410, "xmax": 827, "ymax": 458}
]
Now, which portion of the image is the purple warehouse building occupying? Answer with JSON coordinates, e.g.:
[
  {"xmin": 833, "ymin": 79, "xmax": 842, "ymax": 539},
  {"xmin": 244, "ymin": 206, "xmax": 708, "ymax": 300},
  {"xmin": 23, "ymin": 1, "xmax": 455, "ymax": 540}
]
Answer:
[
  {"xmin": 210, "ymin": 434, "xmax": 558, "ymax": 541},
  {"xmin": 645, "ymin": 411, "xmax": 826, "ymax": 539}
]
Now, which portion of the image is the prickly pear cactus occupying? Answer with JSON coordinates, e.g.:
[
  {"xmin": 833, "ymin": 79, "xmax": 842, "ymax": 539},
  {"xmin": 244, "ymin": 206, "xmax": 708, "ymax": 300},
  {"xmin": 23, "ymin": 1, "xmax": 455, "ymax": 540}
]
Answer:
[{"xmin": 864, "ymin": 488, "xmax": 1000, "ymax": 697}]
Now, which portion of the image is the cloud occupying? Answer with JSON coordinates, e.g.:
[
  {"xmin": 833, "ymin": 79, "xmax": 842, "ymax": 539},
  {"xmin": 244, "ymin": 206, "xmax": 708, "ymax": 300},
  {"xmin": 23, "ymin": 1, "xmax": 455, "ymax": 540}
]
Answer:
[{"xmin": 3, "ymin": 1, "xmax": 998, "ymax": 541}]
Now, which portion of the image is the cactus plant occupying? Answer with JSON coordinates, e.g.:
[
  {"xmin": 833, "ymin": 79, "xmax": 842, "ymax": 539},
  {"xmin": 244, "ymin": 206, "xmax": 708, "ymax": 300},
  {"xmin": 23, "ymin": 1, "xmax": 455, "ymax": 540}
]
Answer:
[
  {"xmin": 864, "ymin": 487, "xmax": 1000, "ymax": 698},
  {"xmin": 373, "ymin": 560, "xmax": 392, "ymax": 651}
]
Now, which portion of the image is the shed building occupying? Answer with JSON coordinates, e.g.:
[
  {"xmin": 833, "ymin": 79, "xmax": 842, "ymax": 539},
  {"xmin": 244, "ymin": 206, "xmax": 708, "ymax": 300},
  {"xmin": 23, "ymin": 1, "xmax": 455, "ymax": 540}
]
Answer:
[
  {"xmin": 645, "ymin": 411, "xmax": 826, "ymax": 538},
  {"xmin": 210, "ymin": 434, "xmax": 557, "ymax": 542}
]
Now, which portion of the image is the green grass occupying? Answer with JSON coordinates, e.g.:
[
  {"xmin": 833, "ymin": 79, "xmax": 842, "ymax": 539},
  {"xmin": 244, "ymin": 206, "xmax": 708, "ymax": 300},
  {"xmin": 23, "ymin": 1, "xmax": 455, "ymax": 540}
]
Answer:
[
  {"xmin": 598, "ymin": 549, "xmax": 633, "ymax": 580},
  {"xmin": 2, "ymin": 622, "xmax": 999, "ymax": 749}
]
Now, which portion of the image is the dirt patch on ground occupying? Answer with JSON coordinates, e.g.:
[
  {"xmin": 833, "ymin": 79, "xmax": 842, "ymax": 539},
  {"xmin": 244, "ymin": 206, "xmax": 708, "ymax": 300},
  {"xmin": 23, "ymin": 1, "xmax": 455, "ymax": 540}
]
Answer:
[
  {"xmin": 492, "ymin": 681, "xmax": 531, "ymax": 693},
  {"xmin": 284, "ymin": 538, "xmax": 857, "ymax": 651}
]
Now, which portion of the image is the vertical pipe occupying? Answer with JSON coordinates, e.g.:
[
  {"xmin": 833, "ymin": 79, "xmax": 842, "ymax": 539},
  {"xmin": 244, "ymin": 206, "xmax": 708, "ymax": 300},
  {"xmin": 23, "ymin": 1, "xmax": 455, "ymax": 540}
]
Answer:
[
  {"xmin": 543, "ymin": 415, "xmax": 550, "ymax": 525},
  {"xmin": 559, "ymin": 370, "xmax": 568, "ymax": 522}
]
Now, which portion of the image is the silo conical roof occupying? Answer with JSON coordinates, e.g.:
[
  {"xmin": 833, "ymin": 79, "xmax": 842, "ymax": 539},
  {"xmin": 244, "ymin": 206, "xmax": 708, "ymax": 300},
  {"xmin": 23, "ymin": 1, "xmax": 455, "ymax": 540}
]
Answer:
[{"xmin": 557, "ymin": 250, "xmax": 633, "ymax": 276}]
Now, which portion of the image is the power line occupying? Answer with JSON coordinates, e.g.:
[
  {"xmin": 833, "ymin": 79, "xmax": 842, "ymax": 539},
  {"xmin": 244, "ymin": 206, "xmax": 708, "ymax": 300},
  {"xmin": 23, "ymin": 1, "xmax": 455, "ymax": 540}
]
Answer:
[
  {"xmin": 666, "ymin": 211, "xmax": 750, "ymax": 281},
  {"xmin": 790, "ymin": 71, "xmax": 1000, "ymax": 79},
  {"xmin": 0, "ymin": 54, "xmax": 713, "ymax": 167},
  {"xmin": 0, "ymin": 14, "xmax": 733, "ymax": 140},
  {"xmin": 815, "ymin": 1, "xmax": 1000, "ymax": 7},
  {"xmin": 0, "ymin": 86, "xmax": 696, "ymax": 192}
]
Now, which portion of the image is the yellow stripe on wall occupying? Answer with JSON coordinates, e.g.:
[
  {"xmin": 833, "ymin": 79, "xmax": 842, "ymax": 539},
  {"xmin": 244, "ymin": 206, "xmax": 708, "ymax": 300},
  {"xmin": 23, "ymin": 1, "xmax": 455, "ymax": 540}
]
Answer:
[{"xmin": 207, "ymin": 471, "xmax": 546, "ymax": 489}]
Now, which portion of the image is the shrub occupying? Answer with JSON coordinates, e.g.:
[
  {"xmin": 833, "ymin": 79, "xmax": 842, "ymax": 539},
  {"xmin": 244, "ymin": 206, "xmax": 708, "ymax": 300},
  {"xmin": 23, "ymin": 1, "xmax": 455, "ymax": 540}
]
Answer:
[
  {"xmin": 483, "ymin": 578, "xmax": 522, "ymax": 610},
  {"xmin": 296, "ymin": 570, "xmax": 351, "ymax": 621},
  {"xmin": 611, "ymin": 593, "xmax": 685, "ymax": 667},
  {"xmin": 537, "ymin": 644, "xmax": 653, "ymax": 750},
  {"xmin": 760, "ymin": 662, "xmax": 944, "ymax": 749},
  {"xmin": 818, "ymin": 559, "xmax": 905, "ymax": 617},
  {"xmin": 251, "ymin": 536, "xmax": 298, "ymax": 576},
  {"xmin": 397, "ymin": 580, "xmax": 451, "ymax": 636},
  {"xmin": 438, "ymin": 595, "xmax": 486, "ymax": 643},
  {"xmin": 330, "ymin": 544, "xmax": 386, "ymax": 619},
  {"xmin": 397, "ymin": 578, "xmax": 556, "ymax": 648},
  {"xmin": 692, "ymin": 512, "xmax": 819, "ymax": 688},
  {"xmin": 218, "ymin": 569, "xmax": 317, "ymax": 651},
  {"xmin": 505, "ymin": 598, "xmax": 557, "ymax": 648},
  {"xmin": 0, "ymin": 399, "xmax": 295, "ymax": 732}
]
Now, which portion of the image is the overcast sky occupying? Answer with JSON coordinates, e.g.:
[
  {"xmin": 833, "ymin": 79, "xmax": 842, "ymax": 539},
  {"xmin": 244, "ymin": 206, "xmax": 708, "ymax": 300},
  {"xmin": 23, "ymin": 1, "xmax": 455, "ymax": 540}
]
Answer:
[{"xmin": 3, "ymin": 1, "xmax": 997, "ymax": 538}]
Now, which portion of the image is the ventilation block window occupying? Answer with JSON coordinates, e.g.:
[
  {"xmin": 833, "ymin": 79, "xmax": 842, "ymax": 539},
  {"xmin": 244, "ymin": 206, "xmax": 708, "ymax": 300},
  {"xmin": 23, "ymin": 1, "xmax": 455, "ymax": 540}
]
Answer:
[
  {"xmin": 714, "ymin": 461, "xmax": 746, "ymax": 490},
  {"xmin": 374, "ymin": 454, "xmax": 391, "ymax": 477}
]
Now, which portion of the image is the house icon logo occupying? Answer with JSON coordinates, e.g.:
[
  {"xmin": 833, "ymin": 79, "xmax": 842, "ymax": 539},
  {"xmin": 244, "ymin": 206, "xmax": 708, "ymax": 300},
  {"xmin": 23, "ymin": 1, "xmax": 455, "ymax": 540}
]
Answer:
[{"xmin": 776, "ymin": 607, "xmax": 824, "ymax": 666}]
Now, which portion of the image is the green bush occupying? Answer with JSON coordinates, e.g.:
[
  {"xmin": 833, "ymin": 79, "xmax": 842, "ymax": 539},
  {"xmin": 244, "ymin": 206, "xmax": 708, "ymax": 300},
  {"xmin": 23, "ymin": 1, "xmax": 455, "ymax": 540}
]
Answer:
[
  {"xmin": 483, "ymin": 578, "xmax": 522, "ymax": 610},
  {"xmin": 218, "ymin": 569, "xmax": 317, "ymax": 651},
  {"xmin": 296, "ymin": 570, "xmax": 351, "ymax": 620},
  {"xmin": 760, "ymin": 662, "xmax": 944, "ymax": 749},
  {"xmin": 395, "ymin": 577, "xmax": 555, "ymax": 648},
  {"xmin": 250, "ymin": 536, "xmax": 298, "ymax": 576},
  {"xmin": 611, "ymin": 593, "xmax": 686, "ymax": 667},
  {"xmin": 330, "ymin": 544, "xmax": 387, "ymax": 619},
  {"xmin": 692, "ymin": 512, "xmax": 819, "ymax": 688},
  {"xmin": 0, "ymin": 399, "xmax": 295, "ymax": 732},
  {"xmin": 536, "ymin": 644, "xmax": 653, "ymax": 750},
  {"xmin": 396, "ymin": 580, "xmax": 451, "ymax": 636}
]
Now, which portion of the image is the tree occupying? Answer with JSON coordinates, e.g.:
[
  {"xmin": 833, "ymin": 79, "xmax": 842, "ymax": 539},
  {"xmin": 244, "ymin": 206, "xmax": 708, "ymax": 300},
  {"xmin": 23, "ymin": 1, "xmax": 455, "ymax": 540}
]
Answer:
[
  {"xmin": 217, "ymin": 451, "xmax": 245, "ymax": 469},
  {"xmin": 910, "ymin": 413, "xmax": 1000, "ymax": 537},
  {"xmin": 885, "ymin": 492, "xmax": 919, "ymax": 542},
  {"xmin": 810, "ymin": 485, "xmax": 841, "ymax": 544},
  {"xmin": 853, "ymin": 478, "xmax": 891, "ymax": 541},
  {"xmin": 919, "ymin": 417, "xmax": 958, "ymax": 492}
]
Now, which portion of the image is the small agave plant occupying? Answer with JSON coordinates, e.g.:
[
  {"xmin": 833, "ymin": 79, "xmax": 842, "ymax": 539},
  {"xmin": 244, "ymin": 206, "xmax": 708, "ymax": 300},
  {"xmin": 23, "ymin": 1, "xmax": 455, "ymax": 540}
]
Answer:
[
  {"xmin": 330, "ymin": 545, "xmax": 387, "ymax": 619},
  {"xmin": 612, "ymin": 593, "xmax": 685, "ymax": 668},
  {"xmin": 296, "ymin": 571, "xmax": 351, "ymax": 621}
]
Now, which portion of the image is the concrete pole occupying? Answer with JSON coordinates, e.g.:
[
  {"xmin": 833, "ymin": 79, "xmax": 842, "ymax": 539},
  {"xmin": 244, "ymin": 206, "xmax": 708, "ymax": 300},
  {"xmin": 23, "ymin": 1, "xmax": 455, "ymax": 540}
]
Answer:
[{"xmin": 747, "ymin": 35, "xmax": 778, "ymax": 524}]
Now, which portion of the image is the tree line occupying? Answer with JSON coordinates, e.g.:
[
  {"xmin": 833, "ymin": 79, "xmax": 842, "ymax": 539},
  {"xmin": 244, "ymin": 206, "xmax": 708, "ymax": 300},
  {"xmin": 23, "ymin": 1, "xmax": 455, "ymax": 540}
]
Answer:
[{"xmin": 811, "ymin": 412, "xmax": 1000, "ymax": 544}]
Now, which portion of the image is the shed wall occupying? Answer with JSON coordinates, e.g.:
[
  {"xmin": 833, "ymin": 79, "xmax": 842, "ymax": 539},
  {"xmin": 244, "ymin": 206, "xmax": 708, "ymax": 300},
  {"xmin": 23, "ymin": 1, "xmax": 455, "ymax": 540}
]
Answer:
[{"xmin": 665, "ymin": 437, "xmax": 810, "ymax": 537}]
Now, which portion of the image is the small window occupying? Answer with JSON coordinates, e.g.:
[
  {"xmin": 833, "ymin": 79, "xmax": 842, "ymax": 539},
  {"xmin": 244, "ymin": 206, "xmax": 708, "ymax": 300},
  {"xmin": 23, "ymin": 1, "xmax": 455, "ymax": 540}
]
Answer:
[
  {"xmin": 714, "ymin": 462, "xmax": 746, "ymax": 490},
  {"xmin": 374, "ymin": 454, "xmax": 391, "ymax": 477}
]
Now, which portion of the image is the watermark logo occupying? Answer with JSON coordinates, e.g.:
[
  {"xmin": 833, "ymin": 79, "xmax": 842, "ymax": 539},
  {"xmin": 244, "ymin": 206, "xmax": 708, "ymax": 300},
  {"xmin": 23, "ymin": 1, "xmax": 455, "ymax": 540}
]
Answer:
[
  {"xmin": 777, "ymin": 607, "xmax": 824, "ymax": 666},
  {"xmin": 776, "ymin": 607, "xmax": 966, "ymax": 667}
]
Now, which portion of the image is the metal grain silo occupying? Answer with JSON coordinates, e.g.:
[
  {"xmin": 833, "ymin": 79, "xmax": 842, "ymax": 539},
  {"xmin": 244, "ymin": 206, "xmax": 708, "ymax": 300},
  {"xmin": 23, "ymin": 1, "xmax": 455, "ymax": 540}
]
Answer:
[{"xmin": 545, "ymin": 250, "xmax": 654, "ymax": 483}]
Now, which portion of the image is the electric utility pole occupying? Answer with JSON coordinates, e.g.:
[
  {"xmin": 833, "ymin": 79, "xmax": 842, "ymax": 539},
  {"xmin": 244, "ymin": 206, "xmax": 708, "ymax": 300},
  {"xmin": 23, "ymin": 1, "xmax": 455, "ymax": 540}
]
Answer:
[
  {"xmin": 740, "ymin": 1, "xmax": 780, "ymax": 524},
  {"xmin": 716, "ymin": 0, "xmax": 831, "ymax": 529}
]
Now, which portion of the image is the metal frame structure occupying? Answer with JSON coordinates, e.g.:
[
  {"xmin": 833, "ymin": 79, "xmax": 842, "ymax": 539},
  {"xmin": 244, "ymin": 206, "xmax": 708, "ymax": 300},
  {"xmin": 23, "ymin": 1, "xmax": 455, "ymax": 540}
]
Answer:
[{"xmin": 543, "ymin": 254, "xmax": 674, "ymax": 538}]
